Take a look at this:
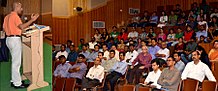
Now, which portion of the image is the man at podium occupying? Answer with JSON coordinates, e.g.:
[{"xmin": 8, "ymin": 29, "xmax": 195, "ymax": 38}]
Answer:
[{"xmin": 3, "ymin": 2, "xmax": 39, "ymax": 89}]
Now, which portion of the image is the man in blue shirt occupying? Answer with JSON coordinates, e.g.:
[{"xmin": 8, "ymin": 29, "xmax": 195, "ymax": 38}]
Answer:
[
  {"xmin": 79, "ymin": 44, "xmax": 90, "ymax": 58},
  {"xmin": 87, "ymin": 45, "xmax": 99, "ymax": 62},
  {"xmin": 173, "ymin": 52, "xmax": 185, "ymax": 73},
  {"xmin": 67, "ymin": 45, "xmax": 78, "ymax": 62},
  {"xmin": 148, "ymin": 39, "xmax": 160, "ymax": 59},
  {"xmin": 53, "ymin": 55, "xmax": 71, "ymax": 78},
  {"xmin": 68, "ymin": 54, "xmax": 87, "ymax": 84},
  {"xmin": 103, "ymin": 52, "xmax": 128, "ymax": 91}
]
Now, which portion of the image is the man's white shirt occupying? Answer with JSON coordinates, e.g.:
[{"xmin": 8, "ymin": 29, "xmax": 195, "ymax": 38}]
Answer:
[{"xmin": 181, "ymin": 61, "xmax": 216, "ymax": 82}]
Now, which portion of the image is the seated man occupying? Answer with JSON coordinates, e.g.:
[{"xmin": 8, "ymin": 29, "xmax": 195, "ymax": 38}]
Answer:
[
  {"xmin": 103, "ymin": 52, "xmax": 128, "ymax": 91},
  {"xmin": 79, "ymin": 44, "xmax": 90, "ymax": 58},
  {"xmin": 157, "ymin": 56, "xmax": 181, "ymax": 91},
  {"xmin": 173, "ymin": 52, "xmax": 185, "ymax": 73},
  {"xmin": 68, "ymin": 54, "xmax": 87, "ymax": 84},
  {"xmin": 67, "ymin": 45, "xmax": 78, "ymax": 62},
  {"xmin": 136, "ymin": 59, "xmax": 162, "ymax": 91},
  {"xmin": 155, "ymin": 42, "xmax": 170, "ymax": 61},
  {"xmin": 125, "ymin": 44, "xmax": 139, "ymax": 66},
  {"xmin": 81, "ymin": 57, "xmax": 105, "ymax": 90},
  {"xmin": 53, "ymin": 55, "xmax": 71, "ymax": 78},
  {"xmin": 128, "ymin": 27, "xmax": 139, "ymax": 41},
  {"xmin": 181, "ymin": 51, "xmax": 216, "ymax": 82},
  {"xmin": 87, "ymin": 45, "xmax": 100, "ymax": 62},
  {"xmin": 127, "ymin": 46, "xmax": 152, "ymax": 84},
  {"xmin": 55, "ymin": 44, "xmax": 68, "ymax": 60},
  {"xmin": 101, "ymin": 50, "xmax": 118, "ymax": 72},
  {"xmin": 148, "ymin": 39, "xmax": 160, "ymax": 60}
]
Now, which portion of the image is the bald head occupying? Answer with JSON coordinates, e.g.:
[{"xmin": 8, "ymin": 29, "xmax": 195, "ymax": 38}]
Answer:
[{"xmin": 12, "ymin": 2, "xmax": 23, "ymax": 14}]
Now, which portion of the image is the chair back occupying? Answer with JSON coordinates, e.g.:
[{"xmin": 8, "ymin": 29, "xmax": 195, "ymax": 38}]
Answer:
[
  {"xmin": 54, "ymin": 77, "xmax": 66, "ymax": 91},
  {"xmin": 138, "ymin": 87, "xmax": 151, "ymax": 91},
  {"xmin": 202, "ymin": 80, "xmax": 217, "ymax": 91},
  {"xmin": 182, "ymin": 79, "xmax": 199, "ymax": 91},
  {"xmin": 121, "ymin": 85, "xmax": 135, "ymax": 91},
  {"xmin": 64, "ymin": 78, "xmax": 76, "ymax": 91}
]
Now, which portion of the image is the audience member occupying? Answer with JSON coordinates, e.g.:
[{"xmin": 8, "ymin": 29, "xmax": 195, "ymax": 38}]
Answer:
[
  {"xmin": 139, "ymin": 27, "xmax": 147, "ymax": 40},
  {"xmin": 101, "ymin": 50, "xmax": 118, "ymax": 72},
  {"xmin": 67, "ymin": 45, "xmax": 78, "ymax": 62},
  {"xmin": 168, "ymin": 11, "xmax": 178, "ymax": 26},
  {"xmin": 157, "ymin": 56, "xmax": 181, "ymax": 91},
  {"xmin": 66, "ymin": 40, "xmax": 73, "ymax": 53},
  {"xmin": 79, "ymin": 44, "xmax": 90, "ymax": 58},
  {"xmin": 55, "ymin": 44, "xmax": 68, "ymax": 60},
  {"xmin": 136, "ymin": 59, "xmax": 162, "ymax": 91},
  {"xmin": 209, "ymin": 40, "xmax": 218, "ymax": 62},
  {"xmin": 68, "ymin": 54, "xmax": 87, "ymax": 84},
  {"xmin": 128, "ymin": 46, "xmax": 152, "ymax": 84},
  {"xmin": 156, "ymin": 42, "xmax": 170, "ymax": 61},
  {"xmin": 118, "ymin": 28, "xmax": 128, "ymax": 41},
  {"xmin": 101, "ymin": 28, "xmax": 109, "ymax": 42},
  {"xmin": 81, "ymin": 57, "xmax": 105, "ymax": 90},
  {"xmin": 54, "ymin": 55, "xmax": 71, "ymax": 78},
  {"xmin": 103, "ymin": 52, "xmax": 128, "ymax": 91},
  {"xmin": 125, "ymin": 44, "xmax": 139, "ymax": 66},
  {"xmin": 157, "ymin": 11, "xmax": 168, "ymax": 28},
  {"xmin": 94, "ymin": 29, "xmax": 101, "ymax": 42},
  {"xmin": 148, "ymin": 39, "xmax": 160, "ymax": 59},
  {"xmin": 149, "ymin": 12, "xmax": 158, "ymax": 27},
  {"xmin": 173, "ymin": 52, "xmax": 185, "ymax": 73},
  {"xmin": 128, "ymin": 27, "xmax": 139, "ymax": 41},
  {"xmin": 157, "ymin": 28, "xmax": 166, "ymax": 41},
  {"xmin": 196, "ymin": 46, "xmax": 211, "ymax": 68},
  {"xmin": 181, "ymin": 51, "xmax": 216, "ymax": 82},
  {"xmin": 87, "ymin": 45, "xmax": 100, "ymax": 62},
  {"xmin": 88, "ymin": 37, "xmax": 97, "ymax": 50}
]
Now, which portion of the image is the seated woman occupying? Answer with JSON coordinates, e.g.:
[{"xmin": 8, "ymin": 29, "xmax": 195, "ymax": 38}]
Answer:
[
  {"xmin": 166, "ymin": 28, "xmax": 176, "ymax": 46},
  {"xmin": 117, "ymin": 39, "xmax": 126, "ymax": 52},
  {"xmin": 167, "ymin": 11, "xmax": 178, "ymax": 26},
  {"xmin": 146, "ymin": 28, "xmax": 156, "ymax": 39},
  {"xmin": 94, "ymin": 29, "xmax": 101, "ymax": 42},
  {"xmin": 118, "ymin": 28, "xmax": 128, "ymax": 42},
  {"xmin": 196, "ymin": 46, "xmax": 211, "ymax": 69},
  {"xmin": 101, "ymin": 28, "xmax": 109, "ymax": 42},
  {"xmin": 174, "ymin": 37, "xmax": 185, "ymax": 55},
  {"xmin": 157, "ymin": 28, "xmax": 166, "ymax": 41},
  {"xmin": 157, "ymin": 11, "xmax": 168, "ymax": 28},
  {"xmin": 208, "ymin": 40, "xmax": 218, "ymax": 70}
]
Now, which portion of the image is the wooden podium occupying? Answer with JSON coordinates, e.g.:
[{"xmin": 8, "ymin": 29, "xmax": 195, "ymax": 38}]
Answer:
[{"xmin": 22, "ymin": 25, "xmax": 50, "ymax": 91}]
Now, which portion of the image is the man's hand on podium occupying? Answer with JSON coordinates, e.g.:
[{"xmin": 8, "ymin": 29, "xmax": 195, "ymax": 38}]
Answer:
[{"xmin": 31, "ymin": 13, "xmax": 39, "ymax": 22}]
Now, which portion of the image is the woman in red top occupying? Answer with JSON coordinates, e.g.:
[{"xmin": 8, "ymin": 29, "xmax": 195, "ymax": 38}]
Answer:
[
  {"xmin": 183, "ymin": 25, "xmax": 196, "ymax": 43},
  {"xmin": 118, "ymin": 28, "xmax": 128, "ymax": 41}
]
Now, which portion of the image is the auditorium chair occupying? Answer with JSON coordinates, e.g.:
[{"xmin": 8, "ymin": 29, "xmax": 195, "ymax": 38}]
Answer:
[
  {"xmin": 138, "ymin": 87, "xmax": 151, "ymax": 91},
  {"xmin": 87, "ymin": 62, "xmax": 95, "ymax": 69},
  {"xmin": 92, "ymin": 72, "xmax": 107, "ymax": 91},
  {"xmin": 201, "ymin": 80, "xmax": 217, "ymax": 91},
  {"xmin": 115, "ymin": 69, "xmax": 128, "ymax": 91},
  {"xmin": 64, "ymin": 78, "xmax": 76, "ymax": 91},
  {"xmin": 182, "ymin": 79, "xmax": 199, "ymax": 91},
  {"xmin": 121, "ymin": 85, "xmax": 135, "ymax": 91},
  {"xmin": 53, "ymin": 77, "xmax": 66, "ymax": 91}
]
